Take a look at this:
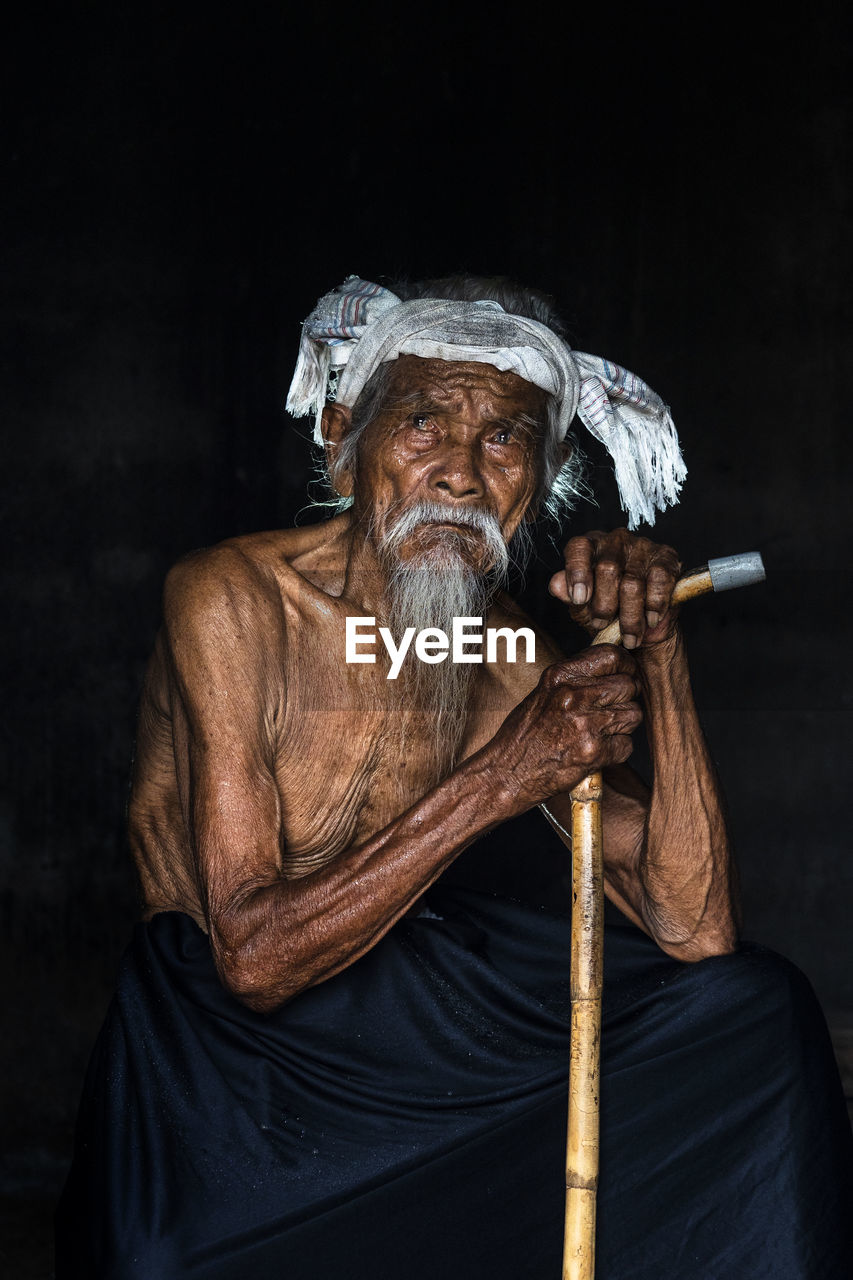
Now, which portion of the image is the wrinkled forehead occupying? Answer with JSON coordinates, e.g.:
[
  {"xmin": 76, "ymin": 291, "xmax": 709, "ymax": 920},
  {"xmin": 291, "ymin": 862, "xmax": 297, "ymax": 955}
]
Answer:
[{"xmin": 380, "ymin": 355, "xmax": 549, "ymax": 418}]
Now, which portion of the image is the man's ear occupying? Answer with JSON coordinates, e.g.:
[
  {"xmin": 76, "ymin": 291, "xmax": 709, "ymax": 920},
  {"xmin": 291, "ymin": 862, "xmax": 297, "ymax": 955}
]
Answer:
[{"xmin": 321, "ymin": 404, "xmax": 354, "ymax": 498}]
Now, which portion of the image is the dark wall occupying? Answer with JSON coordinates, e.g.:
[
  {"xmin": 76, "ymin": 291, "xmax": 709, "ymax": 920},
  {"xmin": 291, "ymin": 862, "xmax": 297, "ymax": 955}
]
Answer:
[{"xmin": 3, "ymin": 3, "xmax": 852, "ymax": 1193}]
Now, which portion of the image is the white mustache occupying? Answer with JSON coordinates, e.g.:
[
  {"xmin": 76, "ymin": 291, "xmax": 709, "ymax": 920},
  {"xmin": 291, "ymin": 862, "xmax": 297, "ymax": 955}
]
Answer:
[{"xmin": 379, "ymin": 500, "xmax": 509, "ymax": 575}]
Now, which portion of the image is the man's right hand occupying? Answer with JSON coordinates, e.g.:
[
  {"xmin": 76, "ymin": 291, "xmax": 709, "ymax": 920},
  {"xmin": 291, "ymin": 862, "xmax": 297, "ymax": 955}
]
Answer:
[{"xmin": 490, "ymin": 645, "xmax": 642, "ymax": 808}]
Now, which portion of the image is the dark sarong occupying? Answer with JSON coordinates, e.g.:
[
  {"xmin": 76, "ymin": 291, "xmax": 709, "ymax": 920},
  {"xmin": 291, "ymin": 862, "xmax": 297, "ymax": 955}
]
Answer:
[{"xmin": 56, "ymin": 818, "xmax": 853, "ymax": 1279}]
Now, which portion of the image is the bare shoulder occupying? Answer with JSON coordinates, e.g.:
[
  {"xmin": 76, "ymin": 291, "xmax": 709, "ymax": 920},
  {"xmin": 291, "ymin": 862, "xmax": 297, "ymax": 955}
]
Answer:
[
  {"xmin": 160, "ymin": 536, "xmax": 302, "ymax": 707},
  {"xmin": 159, "ymin": 519, "xmax": 355, "ymax": 695},
  {"xmin": 162, "ymin": 539, "xmax": 279, "ymax": 648},
  {"xmin": 163, "ymin": 515, "xmax": 352, "ymax": 623}
]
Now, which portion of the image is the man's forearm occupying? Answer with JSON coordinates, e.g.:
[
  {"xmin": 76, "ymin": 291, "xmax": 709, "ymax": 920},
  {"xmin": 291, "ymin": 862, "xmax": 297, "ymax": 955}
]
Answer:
[
  {"xmin": 636, "ymin": 629, "xmax": 739, "ymax": 958},
  {"xmin": 209, "ymin": 748, "xmax": 521, "ymax": 1011}
]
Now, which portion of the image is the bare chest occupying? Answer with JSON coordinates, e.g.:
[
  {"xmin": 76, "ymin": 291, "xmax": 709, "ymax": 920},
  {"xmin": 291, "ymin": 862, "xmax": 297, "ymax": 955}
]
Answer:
[
  {"xmin": 270, "ymin": 586, "xmax": 550, "ymax": 876},
  {"xmin": 272, "ymin": 661, "xmax": 513, "ymax": 877}
]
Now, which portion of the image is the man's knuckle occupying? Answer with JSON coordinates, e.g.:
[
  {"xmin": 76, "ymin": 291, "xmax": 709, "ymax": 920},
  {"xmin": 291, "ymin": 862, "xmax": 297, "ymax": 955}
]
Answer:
[
  {"xmin": 652, "ymin": 546, "xmax": 681, "ymax": 572},
  {"xmin": 557, "ymin": 688, "xmax": 577, "ymax": 714},
  {"xmin": 617, "ymin": 675, "xmax": 638, "ymax": 699},
  {"xmin": 592, "ymin": 643, "xmax": 618, "ymax": 666},
  {"xmin": 541, "ymin": 664, "xmax": 565, "ymax": 691}
]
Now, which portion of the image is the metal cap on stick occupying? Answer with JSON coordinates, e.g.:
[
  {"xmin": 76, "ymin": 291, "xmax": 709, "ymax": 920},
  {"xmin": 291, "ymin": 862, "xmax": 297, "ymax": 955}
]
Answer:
[{"xmin": 707, "ymin": 552, "xmax": 766, "ymax": 593}]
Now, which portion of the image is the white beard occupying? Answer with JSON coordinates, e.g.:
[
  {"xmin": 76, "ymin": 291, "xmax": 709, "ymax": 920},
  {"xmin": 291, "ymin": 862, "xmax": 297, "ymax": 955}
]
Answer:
[{"xmin": 375, "ymin": 500, "xmax": 511, "ymax": 785}]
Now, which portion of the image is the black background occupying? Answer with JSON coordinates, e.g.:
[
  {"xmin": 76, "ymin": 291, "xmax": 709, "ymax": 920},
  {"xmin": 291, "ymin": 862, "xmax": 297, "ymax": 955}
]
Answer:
[{"xmin": 3, "ymin": 0, "xmax": 852, "ymax": 1260}]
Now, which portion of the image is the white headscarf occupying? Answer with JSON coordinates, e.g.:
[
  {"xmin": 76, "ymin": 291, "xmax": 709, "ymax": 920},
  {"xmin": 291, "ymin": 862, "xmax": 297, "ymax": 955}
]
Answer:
[{"xmin": 287, "ymin": 275, "xmax": 686, "ymax": 528}]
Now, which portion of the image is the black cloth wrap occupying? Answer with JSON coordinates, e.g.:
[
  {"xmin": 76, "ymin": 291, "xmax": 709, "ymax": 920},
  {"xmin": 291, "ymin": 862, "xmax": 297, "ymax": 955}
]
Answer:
[{"xmin": 56, "ymin": 811, "xmax": 853, "ymax": 1279}]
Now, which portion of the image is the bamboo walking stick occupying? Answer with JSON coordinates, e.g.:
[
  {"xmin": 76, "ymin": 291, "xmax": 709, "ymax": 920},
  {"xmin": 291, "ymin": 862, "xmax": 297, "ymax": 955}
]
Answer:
[{"xmin": 545, "ymin": 552, "xmax": 766, "ymax": 1280}]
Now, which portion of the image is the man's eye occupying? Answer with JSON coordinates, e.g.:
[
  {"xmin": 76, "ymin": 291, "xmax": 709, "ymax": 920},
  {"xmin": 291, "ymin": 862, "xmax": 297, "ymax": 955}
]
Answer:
[
  {"xmin": 493, "ymin": 427, "xmax": 514, "ymax": 444},
  {"xmin": 410, "ymin": 414, "xmax": 433, "ymax": 430}
]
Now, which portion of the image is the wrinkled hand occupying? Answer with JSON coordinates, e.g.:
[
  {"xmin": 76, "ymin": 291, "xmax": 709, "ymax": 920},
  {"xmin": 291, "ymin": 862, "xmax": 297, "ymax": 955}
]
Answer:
[
  {"xmin": 548, "ymin": 529, "xmax": 681, "ymax": 650},
  {"xmin": 493, "ymin": 646, "xmax": 642, "ymax": 807}
]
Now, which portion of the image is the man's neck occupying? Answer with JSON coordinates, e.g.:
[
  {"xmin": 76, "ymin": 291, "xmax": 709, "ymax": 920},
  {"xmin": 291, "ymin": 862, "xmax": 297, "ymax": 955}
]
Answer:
[{"xmin": 338, "ymin": 517, "xmax": 394, "ymax": 621}]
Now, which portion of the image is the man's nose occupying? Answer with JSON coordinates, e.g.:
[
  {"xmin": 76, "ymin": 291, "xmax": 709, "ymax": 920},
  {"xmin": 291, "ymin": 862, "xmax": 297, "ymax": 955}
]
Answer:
[{"xmin": 428, "ymin": 441, "xmax": 485, "ymax": 501}]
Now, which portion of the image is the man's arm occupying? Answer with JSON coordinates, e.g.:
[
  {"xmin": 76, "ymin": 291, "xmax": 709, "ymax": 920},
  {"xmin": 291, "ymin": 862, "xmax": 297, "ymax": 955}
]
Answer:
[
  {"xmin": 162, "ymin": 545, "xmax": 643, "ymax": 1012},
  {"xmin": 546, "ymin": 529, "xmax": 740, "ymax": 962}
]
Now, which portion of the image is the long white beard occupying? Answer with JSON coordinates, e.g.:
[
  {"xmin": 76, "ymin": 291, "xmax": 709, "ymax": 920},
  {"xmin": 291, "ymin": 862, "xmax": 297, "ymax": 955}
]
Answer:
[{"xmin": 375, "ymin": 500, "xmax": 511, "ymax": 784}]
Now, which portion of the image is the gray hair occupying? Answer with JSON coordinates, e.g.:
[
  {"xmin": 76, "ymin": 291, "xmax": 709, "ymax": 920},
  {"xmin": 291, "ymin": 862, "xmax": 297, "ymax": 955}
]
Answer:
[{"xmin": 312, "ymin": 273, "xmax": 590, "ymax": 528}]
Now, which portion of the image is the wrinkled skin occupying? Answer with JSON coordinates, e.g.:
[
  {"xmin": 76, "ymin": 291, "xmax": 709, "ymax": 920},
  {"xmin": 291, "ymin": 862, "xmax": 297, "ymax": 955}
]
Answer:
[
  {"xmin": 129, "ymin": 356, "xmax": 738, "ymax": 1012},
  {"xmin": 551, "ymin": 528, "xmax": 683, "ymax": 648}
]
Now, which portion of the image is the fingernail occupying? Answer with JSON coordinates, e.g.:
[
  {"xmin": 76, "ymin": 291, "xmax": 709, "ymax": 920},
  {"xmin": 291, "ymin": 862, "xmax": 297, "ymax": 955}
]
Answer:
[
  {"xmin": 571, "ymin": 583, "xmax": 589, "ymax": 605},
  {"xmin": 646, "ymin": 611, "xmax": 660, "ymax": 629},
  {"xmin": 591, "ymin": 617, "xmax": 608, "ymax": 631},
  {"xmin": 623, "ymin": 634, "xmax": 638, "ymax": 649}
]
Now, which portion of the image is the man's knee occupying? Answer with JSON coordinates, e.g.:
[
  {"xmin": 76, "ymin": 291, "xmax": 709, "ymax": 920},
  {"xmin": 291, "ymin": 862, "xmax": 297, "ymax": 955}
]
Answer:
[
  {"xmin": 687, "ymin": 942, "xmax": 839, "ymax": 1084},
  {"xmin": 698, "ymin": 942, "xmax": 814, "ymax": 1010}
]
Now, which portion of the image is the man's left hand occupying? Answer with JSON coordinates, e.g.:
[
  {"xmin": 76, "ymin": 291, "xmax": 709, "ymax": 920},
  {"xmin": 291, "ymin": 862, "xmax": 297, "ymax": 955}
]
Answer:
[{"xmin": 548, "ymin": 529, "xmax": 681, "ymax": 650}]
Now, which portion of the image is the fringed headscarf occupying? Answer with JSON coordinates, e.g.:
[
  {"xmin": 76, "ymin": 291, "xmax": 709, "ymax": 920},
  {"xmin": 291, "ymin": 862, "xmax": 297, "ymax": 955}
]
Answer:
[{"xmin": 286, "ymin": 275, "xmax": 686, "ymax": 529}]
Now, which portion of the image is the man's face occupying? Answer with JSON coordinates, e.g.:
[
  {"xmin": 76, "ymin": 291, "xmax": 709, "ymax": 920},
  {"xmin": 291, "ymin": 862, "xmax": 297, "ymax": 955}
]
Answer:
[{"xmin": 343, "ymin": 356, "xmax": 547, "ymax": 570}]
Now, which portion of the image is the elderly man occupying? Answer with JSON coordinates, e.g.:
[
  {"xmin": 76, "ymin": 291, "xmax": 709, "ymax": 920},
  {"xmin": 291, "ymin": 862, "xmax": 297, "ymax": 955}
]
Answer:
[{"xmin": 57, "ymin": 275, "xmax": 852, "ymax": 1278}]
